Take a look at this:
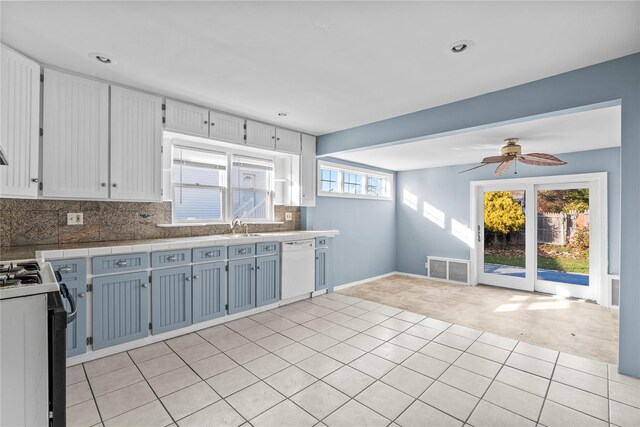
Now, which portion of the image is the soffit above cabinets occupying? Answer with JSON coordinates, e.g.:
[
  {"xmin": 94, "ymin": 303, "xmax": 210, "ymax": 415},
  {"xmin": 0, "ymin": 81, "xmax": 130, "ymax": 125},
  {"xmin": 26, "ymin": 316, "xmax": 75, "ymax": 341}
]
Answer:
[{"xmin": 2, "ymin": 2, "xmax": 638, "ymax": 135}]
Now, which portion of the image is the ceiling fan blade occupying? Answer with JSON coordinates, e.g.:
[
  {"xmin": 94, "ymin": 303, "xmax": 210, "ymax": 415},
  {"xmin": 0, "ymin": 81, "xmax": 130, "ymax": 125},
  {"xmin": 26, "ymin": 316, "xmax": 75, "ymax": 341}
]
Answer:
[
  {"xmin": 495, "ymin": 160, "xmax": 514, "ymax": 176},
  {"xmin": 481, "ymin": 155, "xmax": 508, "ymax": 164},
  {"xmin": 459, "ymin": 163, "xmax": 489, "ymax": 174},
  {"xmin": 519, "ymin": 153, "xmax": 567, "ymax": 166}
]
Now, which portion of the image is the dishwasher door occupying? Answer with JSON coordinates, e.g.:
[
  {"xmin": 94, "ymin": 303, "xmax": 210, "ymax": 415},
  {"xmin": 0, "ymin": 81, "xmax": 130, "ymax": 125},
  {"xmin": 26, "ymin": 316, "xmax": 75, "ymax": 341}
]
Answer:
[{"xmin": 281, "ymin": 239, "xmax": 316, "ymax": 300}]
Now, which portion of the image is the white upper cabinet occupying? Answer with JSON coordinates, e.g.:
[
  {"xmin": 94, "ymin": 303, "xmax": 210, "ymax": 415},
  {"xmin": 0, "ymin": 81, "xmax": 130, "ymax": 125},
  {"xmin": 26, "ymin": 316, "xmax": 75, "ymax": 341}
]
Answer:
[
  {"xmin": 165, "ymin": 99, "xmax": 209, "ymax": 137},
  {"xmin": 275, "ymin": 128, "xmax": 301, "ymax": 154},
  {"xmin": 245, "ymin": 120, "xmax": 276, "ymax": 150},
  {"xmin": 209, "ymin": 111, "xmax": 245, "ymax": 144},
  {"xmin": 42, "ymin": 69, "xmax": 109, "ymax": 199},
  {"xmin": 110, "ymin": 86, "xmax": 163, "ymax": 201},
  {"xmin": 0, "ymin": 45, "xmax": 41, "ymax": 198},
  {"xmin": 300, "ymin": 133, "xmax": 316, "ymax": 206}
]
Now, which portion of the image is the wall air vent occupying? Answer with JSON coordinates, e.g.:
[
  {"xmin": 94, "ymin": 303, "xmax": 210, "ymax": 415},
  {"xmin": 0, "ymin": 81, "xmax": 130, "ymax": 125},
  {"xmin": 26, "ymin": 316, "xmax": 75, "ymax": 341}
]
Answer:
[{"xmin": 427, "ymin": 257, "xmax": 470, "ymax": 285}]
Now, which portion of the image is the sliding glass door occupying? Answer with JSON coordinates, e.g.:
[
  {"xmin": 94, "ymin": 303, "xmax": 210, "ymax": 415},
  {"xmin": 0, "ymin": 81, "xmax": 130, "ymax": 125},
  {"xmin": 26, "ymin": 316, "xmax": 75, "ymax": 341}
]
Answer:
[{"xmin": 474, "ymin": 175, "xmax": 604, "ymax": 302}]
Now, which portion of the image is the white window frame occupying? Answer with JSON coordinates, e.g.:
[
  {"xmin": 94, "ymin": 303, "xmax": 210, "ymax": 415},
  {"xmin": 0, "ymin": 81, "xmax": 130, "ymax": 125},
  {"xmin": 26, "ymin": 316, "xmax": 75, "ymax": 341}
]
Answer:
[
  {"xmin": 171, "ymin": 145, "xmax": 227, "ymax": 224},
  {"xmin": 170, "ymin": 140, "xmax": 276, "ymax": 224},
  {"xmin": 317, "ymin": 160, "xmax": 394, "ymax": 200}
]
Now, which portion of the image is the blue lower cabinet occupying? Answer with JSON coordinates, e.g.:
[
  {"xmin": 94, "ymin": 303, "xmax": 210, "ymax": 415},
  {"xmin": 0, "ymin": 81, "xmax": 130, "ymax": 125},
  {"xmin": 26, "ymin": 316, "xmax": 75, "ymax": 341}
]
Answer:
[
  {"xmin": 256, "ymin": 255, "xmax": 280, "ymax": 307},
  {"xmin": 315, "ymin": 248, "xmax": 332, "ymax": 291},
  {"xmin": 92, "ymin": 272, "xmax": 149, "ymax": 350},
  {"xmin": 151, "ymin": 266, "xmax": 193, "ymax": 334},
  {"xmin": 50, "ymin": 259, "xmax": 87, "ymax": 357},
  {"xmin": 228, "ymin": 258, "xmax": 256, "ymax": 314},
  {"xmin": 192, "ymin": 262, "xmax": 226, "ymax": 323}
]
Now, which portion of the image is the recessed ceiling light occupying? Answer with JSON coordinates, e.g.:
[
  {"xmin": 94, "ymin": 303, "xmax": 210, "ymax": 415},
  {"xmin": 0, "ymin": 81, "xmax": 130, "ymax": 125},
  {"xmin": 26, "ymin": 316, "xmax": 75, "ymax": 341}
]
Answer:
[
  {"xmin": 88, "ymin": 52, "xmax": 115, "ymax": 64},
  {"xmin": 277, "ymin": 112, "xmax": 288, "ymax": 117},
  {"xmin": 448, "ymin": 40, "xmax": 475, "ymax": 54}
]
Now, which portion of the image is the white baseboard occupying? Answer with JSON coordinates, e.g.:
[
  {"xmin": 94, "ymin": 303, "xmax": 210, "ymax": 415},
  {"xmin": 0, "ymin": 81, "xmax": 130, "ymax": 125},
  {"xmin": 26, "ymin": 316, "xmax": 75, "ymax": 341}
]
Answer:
[
  {"xmin": 393, "ymin": 271, "xmax": 429, "ymax": 279},
  {"xmin": 333, "ymin": 272, "xmax": 398, "ymax": 290}
]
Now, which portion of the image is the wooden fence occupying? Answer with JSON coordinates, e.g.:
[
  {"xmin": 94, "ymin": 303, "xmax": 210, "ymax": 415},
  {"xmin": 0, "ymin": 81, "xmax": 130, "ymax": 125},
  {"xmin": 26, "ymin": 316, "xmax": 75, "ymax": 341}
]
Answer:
[{"xmin": 537, "ymin": 211, "xmax": 590, "ymax": 245}]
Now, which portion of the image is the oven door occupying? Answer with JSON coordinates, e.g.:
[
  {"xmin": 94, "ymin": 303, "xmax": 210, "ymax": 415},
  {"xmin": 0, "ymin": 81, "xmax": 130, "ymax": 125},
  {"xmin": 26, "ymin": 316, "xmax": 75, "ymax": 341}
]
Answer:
[{"xmin": 47, "ymin": 291, "xmax": 67, "ymax": 427}]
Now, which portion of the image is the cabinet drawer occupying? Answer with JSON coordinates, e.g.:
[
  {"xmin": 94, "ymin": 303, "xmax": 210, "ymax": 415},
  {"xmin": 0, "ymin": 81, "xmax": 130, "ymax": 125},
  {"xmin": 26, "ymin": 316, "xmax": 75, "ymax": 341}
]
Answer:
[
  {"xmin": 151, "ymin": 250, "xmax": 191, "ymax": 268},
  {"xmin": 51, "ymin": 258, "xmax": 87, "ymax": 281},
  {"xmin": 228, "ymin": 244, "xmax": 255, "ymax": 259},
  {"xmin": 257, "ymin": 242, "xmax": 280, "ymax": 256},
  {"xmin": 92, "ymin": 253, "xmax": 149, "ymax": 275},
  {"xmin": 192, "ymin": 246, "xmax": 226, "ymax": 263},
  {"xmin": 316, "ymin": 237, "xmax": 331, "ymax": 248}
]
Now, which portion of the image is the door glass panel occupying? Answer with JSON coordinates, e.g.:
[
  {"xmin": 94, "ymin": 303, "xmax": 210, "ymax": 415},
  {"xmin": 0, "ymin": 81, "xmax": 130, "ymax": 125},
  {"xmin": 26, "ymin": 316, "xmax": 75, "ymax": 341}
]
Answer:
[
  {"xmin": 536, "ymin": 188, "xmax": 590, "ymax": 286},
  {"xmin": 483, "ymin": 190, "xmax": 527, "ymax": 278}
]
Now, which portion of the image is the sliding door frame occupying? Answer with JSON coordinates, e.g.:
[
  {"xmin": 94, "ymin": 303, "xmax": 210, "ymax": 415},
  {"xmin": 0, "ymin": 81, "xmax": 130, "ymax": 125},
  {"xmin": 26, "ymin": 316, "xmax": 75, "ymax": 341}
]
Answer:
[{"xmin": 470, "ymin": 172, "xmax": 608, "ymax": 305}]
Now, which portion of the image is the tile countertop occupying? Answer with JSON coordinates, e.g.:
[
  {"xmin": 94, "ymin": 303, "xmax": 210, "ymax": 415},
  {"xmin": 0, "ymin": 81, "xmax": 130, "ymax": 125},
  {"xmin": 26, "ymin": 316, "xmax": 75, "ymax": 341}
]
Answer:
[{"xmin": 0, "ymin": 230, "xmax": 339, "ymax": 261}]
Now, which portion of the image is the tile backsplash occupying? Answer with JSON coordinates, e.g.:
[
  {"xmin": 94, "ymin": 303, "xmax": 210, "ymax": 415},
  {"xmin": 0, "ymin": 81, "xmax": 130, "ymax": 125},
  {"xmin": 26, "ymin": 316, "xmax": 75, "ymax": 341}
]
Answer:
[{"xmin": 0, "ymin": 199, "xmax": 301, "ymax": 247}]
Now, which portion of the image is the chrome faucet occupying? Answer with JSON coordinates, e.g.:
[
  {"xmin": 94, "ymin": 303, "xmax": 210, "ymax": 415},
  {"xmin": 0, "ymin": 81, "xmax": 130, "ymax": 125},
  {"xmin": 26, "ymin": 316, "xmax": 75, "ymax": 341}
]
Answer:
[{"xmin": 230, "ymin": 217, "xmax": 243, "ymax": 234}]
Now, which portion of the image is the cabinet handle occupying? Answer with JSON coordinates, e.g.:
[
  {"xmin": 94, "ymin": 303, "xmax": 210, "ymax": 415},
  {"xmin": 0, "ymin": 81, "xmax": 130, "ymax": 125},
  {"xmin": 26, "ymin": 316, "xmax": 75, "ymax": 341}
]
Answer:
[
  {"xmin": 59, "ymin": 266, "xmax": 72, "ymax": 273},
  {"xmin": 256, "ymin": 266, "xmax": 261, "ymax": 270},
  {"xmin": 204, "ymin": 120, "xmax": 208, "ymax": 125},
  {"xmin": 193, "ymin": 275, "xmax": 199, "ymax": 280},
  {"xmin": 210, "ymin": 122, "xmax": 215, "ymax": 126},
  {"xmin": 204, "ymin": 251, "xmax": 214, "ymax": 257},
  {"xmin": 276, "ymin": 137, "xmax": 280, "ymax": 141},
  {"xmin": 185, "ymin": 277, "xmax": 191, "ymax": 281},
  {"xmin": 142, "ymin": 283, "xmax": 148, "ymax": 288},
  {"xmin": 101, "ymin": 183, "xmax": 106, "ymax": 187},
  {"xmin": 238, "ymin": 249, "xmax": 247, "ymax": 255},
  {"xmin": 167, "ymin": 255, "xmax": 177, "ymax": 262},
  {"xmin": 251, "ymin": 267, "xmax": 255, "ymax": 270},
  {"xmin": 78, "ymin": 293, "xmax": 86, "ymax": 298},
  {"xmin": 115, "ymin": 260, "xmax": 128, "ymax": 267},
  {"xmin": 316, "ymin": 256, "xmax": 319, "ymax": 260},
  {"xmin": 271, "ymin": 135, "xmax": 276, "ymax": 139},
  {"xmin": 112, "ymin": 183, "xmax": 118, "ymax": 188},
  {"xmin": 31, "ymin": 178, "xmax": 39, "ymax": 183}
]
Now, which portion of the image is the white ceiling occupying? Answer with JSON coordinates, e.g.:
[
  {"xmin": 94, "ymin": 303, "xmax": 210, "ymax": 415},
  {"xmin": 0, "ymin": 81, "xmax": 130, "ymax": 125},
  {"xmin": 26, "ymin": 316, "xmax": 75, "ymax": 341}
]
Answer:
[
  {"xmin": 1, "ymin": 2, "xmax": 638, "ymax": 136},
  {"xmin": 330, "ymin": 105, "xmax": 621, "ymax": 171}
]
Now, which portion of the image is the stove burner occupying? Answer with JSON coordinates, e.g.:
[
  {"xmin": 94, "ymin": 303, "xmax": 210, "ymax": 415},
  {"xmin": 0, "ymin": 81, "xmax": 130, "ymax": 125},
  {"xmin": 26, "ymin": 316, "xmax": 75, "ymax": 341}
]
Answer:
[{"xmin": 0, "ymin": 261, "xmax": 43, "ymax": 287}]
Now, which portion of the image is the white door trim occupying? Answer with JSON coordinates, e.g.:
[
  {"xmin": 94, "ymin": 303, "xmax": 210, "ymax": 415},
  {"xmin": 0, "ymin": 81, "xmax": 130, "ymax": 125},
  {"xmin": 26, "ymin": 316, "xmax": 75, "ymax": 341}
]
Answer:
[{"xmin": 470, "ymin": 172, "xmax": 608, "ymax": 305}]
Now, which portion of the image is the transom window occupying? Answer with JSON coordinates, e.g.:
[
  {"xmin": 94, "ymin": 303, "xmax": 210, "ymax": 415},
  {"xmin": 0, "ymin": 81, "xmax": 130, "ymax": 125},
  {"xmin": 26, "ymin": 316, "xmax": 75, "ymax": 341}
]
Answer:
[{"xmin": 317, "ymin": 160, "xmax": 393, "ymax": 200}]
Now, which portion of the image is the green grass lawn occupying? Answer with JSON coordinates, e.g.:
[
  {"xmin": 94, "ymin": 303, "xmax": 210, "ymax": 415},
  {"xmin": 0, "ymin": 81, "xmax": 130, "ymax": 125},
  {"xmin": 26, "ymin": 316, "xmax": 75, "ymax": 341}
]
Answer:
[{"xmin": 484, "ymin": 254, "xmax": 589, "ymax": 274}]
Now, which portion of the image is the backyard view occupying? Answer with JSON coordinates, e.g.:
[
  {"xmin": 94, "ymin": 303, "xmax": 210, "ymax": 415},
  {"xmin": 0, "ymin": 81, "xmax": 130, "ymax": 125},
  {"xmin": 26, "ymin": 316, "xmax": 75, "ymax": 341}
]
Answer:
[{"xmin": 483, "ymin": 189, "xmax": 590, "ymax": 285}]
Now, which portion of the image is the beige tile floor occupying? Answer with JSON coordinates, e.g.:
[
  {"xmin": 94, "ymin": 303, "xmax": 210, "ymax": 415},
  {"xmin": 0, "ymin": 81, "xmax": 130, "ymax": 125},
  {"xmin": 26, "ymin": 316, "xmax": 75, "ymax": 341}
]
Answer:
[
  {"xmin": 340, "ymin": 275, "xmax": 619, "ymax": 364},
  {"xmin": 66, "ymin": 292, "xmax": 639, "ymax": 427}
]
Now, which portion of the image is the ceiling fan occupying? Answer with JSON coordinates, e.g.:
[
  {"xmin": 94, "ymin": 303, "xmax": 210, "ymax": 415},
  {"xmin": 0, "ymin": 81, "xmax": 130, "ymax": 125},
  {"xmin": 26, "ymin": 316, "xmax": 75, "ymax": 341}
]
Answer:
[{"xmin": 460, "ymin": 138, "xmax": 567, "ymax": 176}]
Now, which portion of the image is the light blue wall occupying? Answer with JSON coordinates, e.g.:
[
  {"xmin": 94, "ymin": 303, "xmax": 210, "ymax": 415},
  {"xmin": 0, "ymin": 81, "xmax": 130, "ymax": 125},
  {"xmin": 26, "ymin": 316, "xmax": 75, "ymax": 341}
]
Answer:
[
  {"xmin": 314, "ymin": 53, "xmax": 640, "ymax": 377},
  {"xmin": 395, "ymin": 147, "xmax": 621, "ymax": 276},
  {"xmin": 304, "ymin": 197, "xmax": 396, "ymax": 287},
  {"xmin": 304, "ymin": 158, "xmax": 396, "ymax": 287}
]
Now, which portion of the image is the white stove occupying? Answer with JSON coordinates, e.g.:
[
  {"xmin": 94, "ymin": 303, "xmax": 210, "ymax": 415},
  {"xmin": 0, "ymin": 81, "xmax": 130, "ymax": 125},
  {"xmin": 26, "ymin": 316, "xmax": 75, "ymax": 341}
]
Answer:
[
  {"xmin": 0, "ymin": 259, "xmax": 70, "ymax": 426},
  {"xmin": 0, "ymin": 259, "xmax": 60, "ymax": 300}
]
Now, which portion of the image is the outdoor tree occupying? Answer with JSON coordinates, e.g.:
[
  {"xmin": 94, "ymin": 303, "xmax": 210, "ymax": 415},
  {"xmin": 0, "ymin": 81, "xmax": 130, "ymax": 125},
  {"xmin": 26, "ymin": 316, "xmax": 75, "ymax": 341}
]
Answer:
[
  {"xmin": 537, "ymin": 189, "xmax": 589, "ymax": 213},
  {"xmin": 484, "ymin": 191, "xmax": 526, "ymax": 244}
]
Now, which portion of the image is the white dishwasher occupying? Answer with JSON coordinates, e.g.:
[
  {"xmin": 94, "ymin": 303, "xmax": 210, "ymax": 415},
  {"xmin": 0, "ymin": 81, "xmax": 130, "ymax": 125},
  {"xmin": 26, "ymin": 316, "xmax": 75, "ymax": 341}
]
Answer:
[{"xmin": 281, "ymin": 239, "xmax": 316, "ymax": 300}]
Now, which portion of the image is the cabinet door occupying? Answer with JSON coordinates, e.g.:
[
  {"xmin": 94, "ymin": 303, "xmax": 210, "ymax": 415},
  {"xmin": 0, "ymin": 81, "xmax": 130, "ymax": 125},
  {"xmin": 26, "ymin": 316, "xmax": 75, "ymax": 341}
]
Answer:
[
  {"xmin": 209, "ymin": 111, "xmax": 245, "ymax": 144},
  {"xmin": 228, "ymin": 258, "xmax": 255, "ymax": 314},
  {"xmin": 151, "ymin": 266, "xmax": 192, "ymax": 334},
  {"xmin": 42, "ymin": 69, "xmax": 109, "ymax": 199},
  {"xmin": 256, "ymin": 255, "xmax": 280, "ymax": 307},
  {"xmin": 0, "ymin": 45, "xmax": 40, "ymax": 198},
  {"xmin": 92, "ymin": 272, "xmax": 149, "ymax": 350},
  {"xmin": 245, "ymin": 120, "xmax": 275, "ymax": 150},
  {"xmin": 110, "ymin": 86, "xmax": 163, "ymax": 201},
  {"xmin": 50, "ymin": 259, "xmax": 87, "ymax": 357},
  {"xmin": 165, "ymin": 99, "xmax": 209, "ymax": 137},
  {"xmin": 192, "ymin": 261, "xmax": 226, "ymax": 323},
  {"xmin": 275, "ymin": 128, "xmax": 301, "ymax": 154},
  {"xmin": 315, "ymin": 248, "xmax": 332, "ymax": 291},
  {"xmin": 300, "ymin": 133, "xmax": 316, "ymax": 206}
]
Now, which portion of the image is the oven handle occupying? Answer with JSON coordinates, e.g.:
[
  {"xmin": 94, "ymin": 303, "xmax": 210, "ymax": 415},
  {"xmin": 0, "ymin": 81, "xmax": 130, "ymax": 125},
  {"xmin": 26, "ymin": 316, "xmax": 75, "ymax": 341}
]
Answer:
[{"xmin": 59, "ymin": 282, "xmax": 77, "ymax": 324}]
